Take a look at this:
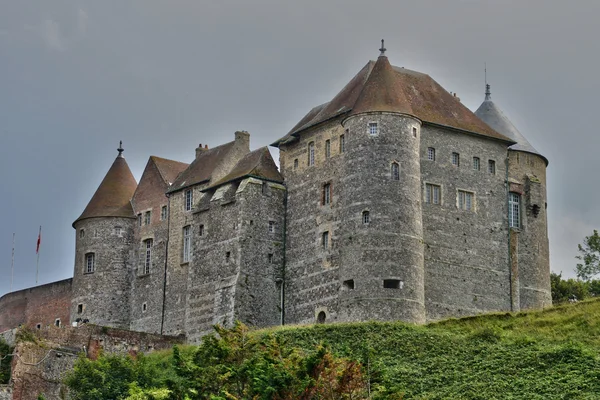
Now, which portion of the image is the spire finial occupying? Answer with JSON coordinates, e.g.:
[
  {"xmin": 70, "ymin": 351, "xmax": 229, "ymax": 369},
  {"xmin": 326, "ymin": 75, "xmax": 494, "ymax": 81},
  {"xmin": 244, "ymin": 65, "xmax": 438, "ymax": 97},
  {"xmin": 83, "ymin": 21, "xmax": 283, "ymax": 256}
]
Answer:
[
  {"xmin": 485, "ymin": 83, "xmax": 491, "ymax": 101},
  {"xmin": 117, "ymin": 141, "xmax": 124, "ymax": 158},
  {"xmin": 379, "ymin": 39, "xmax": 386, "ymax": 56}
]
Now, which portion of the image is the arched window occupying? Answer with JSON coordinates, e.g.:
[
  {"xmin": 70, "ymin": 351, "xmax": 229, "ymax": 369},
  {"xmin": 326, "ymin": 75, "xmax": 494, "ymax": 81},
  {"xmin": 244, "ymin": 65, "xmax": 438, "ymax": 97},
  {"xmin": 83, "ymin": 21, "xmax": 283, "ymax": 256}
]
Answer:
[
  {"xmin": 317, "ymin": 311, "xmax": 326, "ymax": 324},
  {"xmin": 391, "ymin": 162, "xmax": 400, "ymax": 181},
  {"xmin": 362, "ymin": 211, "xmax": 370, "ymax": 224},
  {"xmin": 308, "ymin": 142, "xmax": 315, "ymax": 166}
]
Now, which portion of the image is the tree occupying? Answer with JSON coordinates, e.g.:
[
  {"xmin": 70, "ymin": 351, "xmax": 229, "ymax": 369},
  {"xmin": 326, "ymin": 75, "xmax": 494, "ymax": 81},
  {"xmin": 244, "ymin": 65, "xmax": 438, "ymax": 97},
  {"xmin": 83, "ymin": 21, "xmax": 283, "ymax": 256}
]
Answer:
[{"xmin": 576, "ymin": 230, "xmax": 600, "ymax": 280}]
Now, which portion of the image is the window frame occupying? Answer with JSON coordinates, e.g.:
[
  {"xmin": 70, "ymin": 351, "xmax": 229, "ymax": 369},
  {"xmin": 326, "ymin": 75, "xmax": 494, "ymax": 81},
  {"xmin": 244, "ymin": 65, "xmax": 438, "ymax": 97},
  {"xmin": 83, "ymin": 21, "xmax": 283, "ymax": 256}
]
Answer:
[
  {"xmin": 488, "ymin": 159, "xmax": 496, "ymax": 174},
  {"xmin": 368, "ymin": 122, "xmax": 378, "ymax": 135},
  {"xmin": 184, "ymin": 189, "xmax": 193, "ymax": 211},
  {"xmin": 308, "ymin": 142, "xmax": 315, "ymax": 166},
  {"xmin": 84, "ymin": 252, "xmax": 95, "ymax": 274},
  {"xmin": 325, "ymin": 139, "xmax": 331, "ymax": 158},
  {"xmin": 339, "ymin": 134, "xmax": 346, "ymax": 153},
  {"xmin": 144, "ymin": 239, "xmax": 153, "ymax": 274},
  {"xmin": 509, "ymin": 192, "xmax": 521, "ymax": 228},
  {"xmin": 391, "ymin": 162, "xmax": 400, "ymax": 181},
  {"xmin": 182, "ymin": 225, "xmax": 191, "ymax": 263},
  {"xmin": 362, "ymin": 210, "xmax": 370, "ymax": 224},
  {"xmin": 144, "ymin": 211, "xmax": 151, "ymax": 225},
  {"xmin": 473, "ymin": 157, "xmax": 480, "ymax": 171},
  {"xmin": 427, "ymin": 147, "xmax": 435, "ymax": 161},
  {"xmin": 425, "ymin": 183, "xmax": 441, "ymax": 205},
  {"xmin": 457, "ymin": 190, "xmax": 475, "ymax": 211},
  {"xmin": 160, "ymin": 205, "xmax": 168, "ymax": 221},
  {"xmin": 452, "ymin": 152, "xmax": 460, "ymax": 167}
]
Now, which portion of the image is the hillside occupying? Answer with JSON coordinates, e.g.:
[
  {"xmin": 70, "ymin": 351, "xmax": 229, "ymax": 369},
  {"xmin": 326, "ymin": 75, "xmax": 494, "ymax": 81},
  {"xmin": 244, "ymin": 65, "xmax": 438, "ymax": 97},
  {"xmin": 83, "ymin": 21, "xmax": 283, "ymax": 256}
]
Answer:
[{"xmin": 66, "ymin": 299, "xmax": 600, "ymax": 399}]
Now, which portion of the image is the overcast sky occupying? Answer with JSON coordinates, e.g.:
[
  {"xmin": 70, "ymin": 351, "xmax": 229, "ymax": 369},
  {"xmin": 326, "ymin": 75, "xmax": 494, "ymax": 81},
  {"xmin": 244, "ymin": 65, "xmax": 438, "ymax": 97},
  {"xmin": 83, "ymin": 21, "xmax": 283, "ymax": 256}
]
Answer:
[{"xmin": 1, "ymin": 0, "xmax": 598, "ymax": 296}]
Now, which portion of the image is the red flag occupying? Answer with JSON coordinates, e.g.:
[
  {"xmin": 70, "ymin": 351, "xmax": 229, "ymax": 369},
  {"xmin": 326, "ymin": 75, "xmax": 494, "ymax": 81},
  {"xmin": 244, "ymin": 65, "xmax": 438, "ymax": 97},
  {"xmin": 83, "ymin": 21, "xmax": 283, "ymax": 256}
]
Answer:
[{"xmin": 36, "ymin": 226, "xmax": 41, "ymax": 254}]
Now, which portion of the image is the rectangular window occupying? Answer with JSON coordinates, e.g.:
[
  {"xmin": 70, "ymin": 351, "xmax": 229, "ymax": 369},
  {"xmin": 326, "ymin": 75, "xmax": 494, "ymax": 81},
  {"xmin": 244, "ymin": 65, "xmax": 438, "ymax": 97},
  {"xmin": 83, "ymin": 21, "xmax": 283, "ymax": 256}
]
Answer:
[
  {"xmin": 383, "ymin": 279, "xmax": 401, "ymax": 289},
  {"xmin": 268, "ymin": 253, "xmax": 273, "ymax": 263},
  {"xmin": 325, "ymin": 140, "xmax": 331, "ymax": 158},
  {"xmin": 473, "ymin": 157, "xmax": 480, "ymax": 171},
  {"xmin": 144, "ymin": 239, "xmax": 152, "ymax": 274},
  {"xmin": 458, "ymin": 190, "xmax": 474, "ymax": 211},
  {"xmin": 509, "ymin": 192, "xmax": 520, "ymax": 228},
  {"xmin": 391, "ymin": 163, "xmax": 400, "ymax": 181},
  {"xmin": 488, "ymin": 160, "xmax": 496, "ymax": 174},
  {"xmin": 425, "ymin": 183, "xmax": 441, "ymax": 205},
  {"xmin": 161, "ymin": 205, "xmax": 168, "ymax": 221},
  {"xmin": 427, "ymin": 147, "xmax": 435, "ymax": 161},
  {"xmin": 137, "ymin": 214, "xmax": 142, "ymax": 227},
  {"xmin": 339, "ymin": 134, "xmax": 346, "ymax": 153},
  {"xmin": 308, "ymin": 142, "xmax": 315, "ymax": 166},
  {"xmin": 199, "ymin": 224, "xmax": 204, "ymax": 236},
  {"xmin": 368, "ymin": 122, "xmax": 378, "ymax": 135},
  {"xmin": 452, "ymin": 152, "xmax": 460, "ymax": 167},
  {"xmin": 144, "ymin": 211, "xmax": 151, "ymax": 225},
  {"xmin": 183, "ymin": 226, "xmax": 191, "ymax": 263},
  {"xmin": 322, "ymin": 231, "xmax": 329, "ymax": 249},
  {"xmin": 323, "ymin": 183, "xmax": 331, "ymax": 205},
  {"xmin": 343, "ymin": 279, "xmax": 355, "ymax": 290},
  {"xmin": 77, "ymin": 304, "xmax": 83, "ymax": 314},
  {"xmin": 114, "ymin": 226, "xmax": 122, "ymax": 236},
  {"xmin": 412, "ymin": 127, "xmax": 418, "ymax": 137},
  {"xmin": 294, "ymin": 159, "xmax": 298, "ymax": 169},
  {"xmin": 185, "ymin": 189, "xmax": 193, "ymax": 211},
  {"xmin": 362, "ymin": 211, "xmax": 370, "ymax": 224},
  {"xmin": 85, "ymin": 253, "xmax": 95, "ymax": 274},
  {"xmin": 268, "ymin": 221, "xmax": 275, "ymax": 233},
  {"xmin": 226, "ymin": 251, "xmax": 231, "ymax": 262}
]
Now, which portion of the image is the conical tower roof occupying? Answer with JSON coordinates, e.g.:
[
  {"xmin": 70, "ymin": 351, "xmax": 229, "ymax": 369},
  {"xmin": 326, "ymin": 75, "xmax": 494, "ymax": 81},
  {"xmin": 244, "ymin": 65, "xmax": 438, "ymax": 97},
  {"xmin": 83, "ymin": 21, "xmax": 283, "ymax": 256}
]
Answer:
[
  {"xmin": 475, "ymin": 84, "xmax": 547, "ymax": 165},
  {"xmin": 350, "ymin": 45, "xmax": 413, "ymax": 117},
  {"xmin": 73, "ymin": 144, "xmax": 137, "ymax": 226}
]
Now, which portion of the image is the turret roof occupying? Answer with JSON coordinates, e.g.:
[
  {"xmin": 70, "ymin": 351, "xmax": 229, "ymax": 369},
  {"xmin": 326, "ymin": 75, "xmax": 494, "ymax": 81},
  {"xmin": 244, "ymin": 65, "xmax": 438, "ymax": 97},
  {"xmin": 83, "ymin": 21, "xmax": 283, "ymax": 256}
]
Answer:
[
  {"xmin": 474, "ymin": 85, "xmax": 547, "ymax": 165},
  {"xmin": 73, "ymin": 151, "xmax": 137, "ymax": 226},
  {"xmin": 206, "ymin": 147, "xmax": 283, "ymax": 190},
  {"xmin": 272, "ymin": 58, "xmax": 513, "ymax": 146}
]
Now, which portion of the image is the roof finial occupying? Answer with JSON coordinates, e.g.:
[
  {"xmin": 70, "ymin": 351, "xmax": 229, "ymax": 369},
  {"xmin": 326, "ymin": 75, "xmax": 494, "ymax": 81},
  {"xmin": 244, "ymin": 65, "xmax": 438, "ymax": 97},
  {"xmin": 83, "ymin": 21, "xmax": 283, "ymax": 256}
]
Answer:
[
  {"xmin": 485, "ymin": 83, "xmax": 491, "ymax": 101},
  {"xmin": 379, "ymin": 39, "xmax": 386, "ymax": 56},
  {"xmin": 117, "ymin": 140, "xmax": 124, "ymax": 158}
]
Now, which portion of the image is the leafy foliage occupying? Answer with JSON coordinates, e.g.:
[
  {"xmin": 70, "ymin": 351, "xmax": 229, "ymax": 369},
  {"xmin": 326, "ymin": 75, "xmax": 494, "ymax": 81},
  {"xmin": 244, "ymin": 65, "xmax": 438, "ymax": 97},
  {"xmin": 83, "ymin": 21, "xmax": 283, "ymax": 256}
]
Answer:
[
  {"xmin": 576, "ymin": 229, "xmax": 600, "ymax": 280},
  {"xmin": 551, "ymin": 272, "xmax": 600, "ymax": 304},
  {"xmin": 0, "ymin": 337, "xmax": 12, "ymax": 384}
]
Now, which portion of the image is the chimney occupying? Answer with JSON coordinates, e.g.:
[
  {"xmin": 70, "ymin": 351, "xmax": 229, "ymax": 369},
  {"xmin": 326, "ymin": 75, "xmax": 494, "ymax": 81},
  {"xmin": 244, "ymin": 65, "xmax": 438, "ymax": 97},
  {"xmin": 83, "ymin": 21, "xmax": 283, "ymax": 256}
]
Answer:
[
  {"xmin": 195, "ymin": 143, "xmax": 207, "ymax": 159},
  {"xmin": 234, "ymin": 130, "xmax": 250, "ymax": 150}
]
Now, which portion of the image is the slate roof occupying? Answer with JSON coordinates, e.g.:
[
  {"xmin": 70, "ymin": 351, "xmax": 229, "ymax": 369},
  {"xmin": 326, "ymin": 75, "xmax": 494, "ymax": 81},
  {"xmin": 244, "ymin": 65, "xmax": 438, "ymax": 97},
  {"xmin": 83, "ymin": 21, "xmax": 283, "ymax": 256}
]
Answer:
[
  {"xmin": 168, "ymin": 141, "xmax": 236, "ymax": 193},
  {"xmin": 272, "ymin": 56, "xmax": 514, "ymax": 146},
  {"xmin": 206, "ymin": 147, "xmax": 283, "ymax": 190},
  {"xmin": 150, "ymin": 156, "xmax": 189, "ymax": 186},
  {"xmin": 474, "ymin": 86, "xmax": 548, "ymax": 165},
  {"xmin": 73, "ymin": 154, "xmax": 137, "ymax": 226}
]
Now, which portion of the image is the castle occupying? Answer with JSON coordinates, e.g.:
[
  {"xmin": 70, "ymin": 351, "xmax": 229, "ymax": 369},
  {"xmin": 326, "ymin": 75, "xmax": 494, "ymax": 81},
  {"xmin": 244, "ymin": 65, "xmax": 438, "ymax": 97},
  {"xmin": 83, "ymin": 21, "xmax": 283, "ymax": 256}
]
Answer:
[{"xmin": 0, "ymin": 47, "xmax": 551, "ymax": 342}]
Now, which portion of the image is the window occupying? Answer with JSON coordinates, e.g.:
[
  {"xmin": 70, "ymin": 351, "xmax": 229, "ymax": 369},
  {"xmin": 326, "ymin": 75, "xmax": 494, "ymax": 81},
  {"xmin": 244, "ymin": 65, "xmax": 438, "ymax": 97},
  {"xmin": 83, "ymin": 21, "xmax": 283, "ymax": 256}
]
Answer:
[
  {"xmin": 138, "ymin": 214, "xmax": 142, "ymax": 227},
  {"xmin": 509, "ymin": 192, "xmax": 520, "ymax": 228},
  {"xmin": 425, "ymin": 183, "xmax": 441, "ymax": 205},
  {"xmin": 362, "ymin": 211, "xmax": 370, "ymax": 224},
  {"xmin": 85, "ymin": 253, "xmax": 95, "ymax": 273},
  {"xmin": 488, "ymin": 160, "xmax": 496, "ymax": 174},
  {"xmin": 79, "ymin": 229, "xmax": 85, "ymax": 239},
  {"xmin": 144, "ymin": 211, "xmax": 151, "ymax": 225},
  {"xmin": 458, "ymin": 190, "xmax": 474, "ymax": 211},
  {"xmin": 413, "ymin": 127, "xmax": 417, "ymax": 137},
  {"xmin": 473, "ymin": 157, "xmax": 480, "ymax": 171},
  {"xmin": 183, "ymin": 226, "xmax": 191, "ymax": 263},
  {"xmin": 317, "ymin": 311, "xmax": 326, "ymax": 324},
  {"xmin": 325, "ymin": 140, "xmax": 331, "ymax": 158},
  {"xmin": 452, "ymin": 152, "xmax": 460, "ymax": 167},
  {"xmin": 391, "ymin": 162, "xmax": 400, "ymax": 181},
  {"xmin": 322, "ymin": 231, "xmax": 329, "ymax": 249},
  {"xmin": 77, "ymin": 304, "xmax": 83, "ymax": 314},
  {"xmin": 142, "ymin": 303, "xmax": 147, "ymax": 313},
  {"xmin": 323, "ymin": 183, "xmax": 331, "ymax": 205},
  {"xmin": 114, "ymin": 226, "xmax": 122, "ymax": 236},
  {"xmin": 55, "ymin": 319, "xmax": 61, "ymax": 327},
  {"xmin": 185, "ymin": 189, "xmax": 193, "ymax": 211},
  {"xmin": 427, "ymin": 147, "xmax": 435, "ymax": 161},
  {"xmin": 269, "ymin": 221, "xmax": 275, "ymax": 233},
  {"xmin": 144, "ymin": 239, "xmax": 153, "ymax": 274},
  {"xmin": 383, "ymin": 279, "xmax": 401, "ymax": 289},
  {"xmin": 368, "ymin": 122, "xmax": 378, "ymax": 135},
  {"xmin": 161, "ymin": 206, "xmax": 168, "ymax": 221},
  {"xmin": 268, "ymin": 253, "xmax": 273, "ymax": 263},
  {"xmin": 294, "ymin": 158, "xmax": 298, "ymax": 169},
  {"xmin": 226, "ymin": 251, "xmax": 231, "ymax": 262},
  {"xmin": 308, "ymin": 142, "xmax": 315, "ymax": 166},
  {"xmin": 339, "ymin": 134, "xmax": 346, "ymax": 153},
  {"xmin": 36, "ymin": 323, "xmax": 41, "ymax": 330},
  {"xmin": 343, "ymin": 279, "xmax": 355, "ymax": 290},
  {"xmin": 199, "ymin": 224, "xmax": 204, "ymax": 236}
]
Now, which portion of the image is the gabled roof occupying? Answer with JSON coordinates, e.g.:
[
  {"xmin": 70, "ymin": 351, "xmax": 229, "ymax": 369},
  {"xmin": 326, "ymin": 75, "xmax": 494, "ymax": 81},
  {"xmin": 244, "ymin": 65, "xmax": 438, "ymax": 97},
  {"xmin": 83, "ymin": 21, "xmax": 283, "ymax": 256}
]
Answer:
[
  {"xmin": 150, "ymin": 156, "xmax": 189, "ymax": 186},
  {"xmin": 74, "ymin": 154, "xmax": 137, "ymax": 226},
  {"xmin": 206, "ymin": 147, "xmax": 284, "ymax": 190},
  {"xmin": 168, "ymin": 141, "xmax": 236, "ymax": 193},
  {"xmin": 474, "ymin": 86, "xmax": 548, "ymax": 165},
  {"xmin": 272, "ymin": 58, "xmax": 514, "ymax": 146}
]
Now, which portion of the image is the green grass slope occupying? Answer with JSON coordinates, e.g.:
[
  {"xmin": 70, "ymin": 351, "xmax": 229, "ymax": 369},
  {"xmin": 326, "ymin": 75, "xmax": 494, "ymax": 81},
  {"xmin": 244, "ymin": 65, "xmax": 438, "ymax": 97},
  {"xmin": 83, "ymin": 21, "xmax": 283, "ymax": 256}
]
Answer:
[{"xmin": 249, "ymin": 299, "xmax": 600, "ymax": 399}]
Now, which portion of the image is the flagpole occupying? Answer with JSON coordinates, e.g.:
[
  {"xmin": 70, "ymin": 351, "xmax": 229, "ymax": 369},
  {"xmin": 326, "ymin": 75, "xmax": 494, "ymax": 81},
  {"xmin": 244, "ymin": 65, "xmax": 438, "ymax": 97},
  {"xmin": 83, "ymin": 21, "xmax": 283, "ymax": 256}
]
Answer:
[
  {"xmin": 10, "ymin": 233, "xmax": 15, "ymax": 292},
  {"xmin": 36, "ymin": 226, "xmax": 41, "ymax": 285}
]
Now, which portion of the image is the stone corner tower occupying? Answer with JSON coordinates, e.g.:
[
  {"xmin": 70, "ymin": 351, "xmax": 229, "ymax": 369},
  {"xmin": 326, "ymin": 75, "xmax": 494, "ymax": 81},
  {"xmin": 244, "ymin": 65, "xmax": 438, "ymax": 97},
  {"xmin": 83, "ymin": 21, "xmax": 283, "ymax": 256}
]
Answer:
[
  {"xmin": 338, "ymin": 44, "xmax": 426, "ymax": 323},
  {"xmin": 70, "ymin": 143, "xmax": 138, "ymax": 328},
  {"xmin": 475, "ymin": 84, "xmax": 551, "ymax": 310}
]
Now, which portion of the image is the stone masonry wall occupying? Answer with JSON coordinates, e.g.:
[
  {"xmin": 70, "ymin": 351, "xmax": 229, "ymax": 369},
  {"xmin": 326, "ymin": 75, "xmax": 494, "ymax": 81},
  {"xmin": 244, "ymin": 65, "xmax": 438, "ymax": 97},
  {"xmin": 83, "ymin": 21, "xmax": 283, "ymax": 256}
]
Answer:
[
  {"xmin": 421, "ymin": 124, "xmax": 511, "ymax": 321},
  {"xmin": 71, "ymin": 216, "xmax": 135, "ymax": 329},
  {"xmin": 0, "ymin": 280, "xmax": 72, "ymax": 333}
]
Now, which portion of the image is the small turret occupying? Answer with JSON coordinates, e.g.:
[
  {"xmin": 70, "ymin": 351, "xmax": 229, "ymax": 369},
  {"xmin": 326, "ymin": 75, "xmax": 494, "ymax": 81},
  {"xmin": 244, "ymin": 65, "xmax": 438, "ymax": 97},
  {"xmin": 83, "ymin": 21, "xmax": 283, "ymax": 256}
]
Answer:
[{"xmin": 71, "ymin": 143, "xmax": 138, "ymax": 328}]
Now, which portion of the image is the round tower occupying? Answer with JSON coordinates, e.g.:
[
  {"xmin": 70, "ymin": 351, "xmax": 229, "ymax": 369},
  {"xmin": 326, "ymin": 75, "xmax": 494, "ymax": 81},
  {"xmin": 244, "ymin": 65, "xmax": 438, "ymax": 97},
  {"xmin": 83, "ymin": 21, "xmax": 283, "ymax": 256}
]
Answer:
[
  {"xmin": 337, "ymin": 44, "xmax": 425, "ymax": 323},
  {"xmin": 71, "ymin": 143, "xmax": 138, "ymax": 328},
  {"xmin": 475, "ymin": 85, "xmax": 551, "ymax": 310}
]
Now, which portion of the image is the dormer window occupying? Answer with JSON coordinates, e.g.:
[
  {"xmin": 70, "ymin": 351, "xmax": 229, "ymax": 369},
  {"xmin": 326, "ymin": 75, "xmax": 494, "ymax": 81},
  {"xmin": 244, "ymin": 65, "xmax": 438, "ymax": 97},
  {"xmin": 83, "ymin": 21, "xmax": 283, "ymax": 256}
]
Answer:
[{"xmin": 368, "ymin": 122, "xmax": 378, "ymax": 135}]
